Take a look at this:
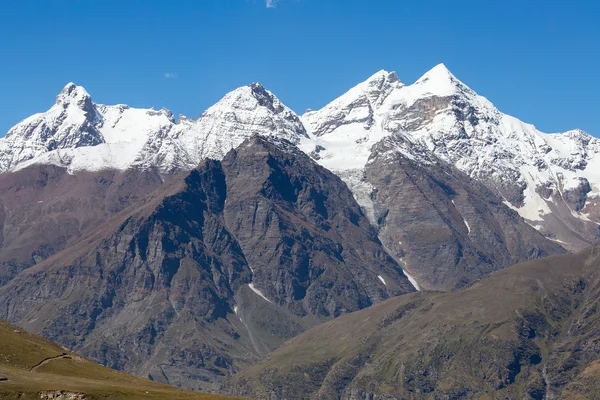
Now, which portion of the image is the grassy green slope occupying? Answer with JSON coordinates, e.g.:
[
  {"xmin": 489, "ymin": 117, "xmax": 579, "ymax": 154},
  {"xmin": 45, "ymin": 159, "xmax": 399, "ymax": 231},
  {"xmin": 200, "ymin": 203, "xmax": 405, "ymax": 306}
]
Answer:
[{"xmin": 0, "ymin": 319, "xmax": 242, "ymax": 399}]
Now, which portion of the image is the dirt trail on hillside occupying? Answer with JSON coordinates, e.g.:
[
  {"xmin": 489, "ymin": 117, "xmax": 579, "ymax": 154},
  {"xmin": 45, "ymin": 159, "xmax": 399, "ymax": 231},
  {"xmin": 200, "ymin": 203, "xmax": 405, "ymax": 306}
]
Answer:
[{"xmin": 30, "ymin": 353, "xmax": 84, "ymax": 372}]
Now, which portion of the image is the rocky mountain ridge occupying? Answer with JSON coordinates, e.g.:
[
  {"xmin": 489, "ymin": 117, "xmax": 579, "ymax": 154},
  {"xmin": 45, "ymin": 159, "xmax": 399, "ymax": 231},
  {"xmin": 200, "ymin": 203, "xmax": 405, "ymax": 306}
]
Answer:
[
  {"xmin": 0, "ymin": 82, "xmax": 306, "ymax": 174},
  {"xmin": 2, "ymin": 65, "xmax": 598, "ymax": 254},
  {"xmin": 224, "ymin": 244, "xmax": 600, "ymax": 399},
  {"xmin": 0, "ymin": 136, "xmax": 415, "ymax": 391},
  {"xmin": 0, "ymin": 66, "xmax": 583, "ymax": 391}
]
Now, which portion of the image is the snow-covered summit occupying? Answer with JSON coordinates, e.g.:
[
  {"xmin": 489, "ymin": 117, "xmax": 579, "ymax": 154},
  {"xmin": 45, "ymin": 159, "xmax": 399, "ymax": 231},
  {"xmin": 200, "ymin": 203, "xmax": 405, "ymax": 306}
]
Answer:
[
  {"xmin": 2, "ymin": 66, "xmax": 599, "ymax": 249},
  {"xmin": 176, "ymin": 82, "xmax": 307, "ymax": 163},
  {"xmin": 0, "ymin": 83, "xmax": 105, "ymax": 171},
  {"xmin": 0, "ymin": 81, "xmax": 307, "ymax": 173},
  {"xmin": 302, "ymin": 64, "xmax": 600, "ymax": 250},
  {"xmin": 412, "ymin": 63, "xmax": 461, "ymax": 95},
  {"xmin": 55, "ymin": 82, "xmax": 93, "ymax": 108}
]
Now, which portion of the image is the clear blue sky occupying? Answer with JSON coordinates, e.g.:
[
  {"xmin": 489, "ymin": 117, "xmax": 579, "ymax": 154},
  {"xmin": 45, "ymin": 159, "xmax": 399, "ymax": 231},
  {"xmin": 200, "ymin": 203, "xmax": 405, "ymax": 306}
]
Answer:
[{"xmin": 0, "ymin": 0, "xmax": 598, "ymax": 136}]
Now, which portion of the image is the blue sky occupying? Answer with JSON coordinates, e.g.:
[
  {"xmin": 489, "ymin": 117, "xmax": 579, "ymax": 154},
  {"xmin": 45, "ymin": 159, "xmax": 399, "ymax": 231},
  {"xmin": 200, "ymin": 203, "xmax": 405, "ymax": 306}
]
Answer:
[{"xmin": 0, "ymin": 0, "xmax": 598, "ymax": 136}]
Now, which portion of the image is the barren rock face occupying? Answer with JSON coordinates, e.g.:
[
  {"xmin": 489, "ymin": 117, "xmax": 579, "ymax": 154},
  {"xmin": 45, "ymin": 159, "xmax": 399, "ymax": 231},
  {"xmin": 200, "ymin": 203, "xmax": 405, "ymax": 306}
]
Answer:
[
  {"xmin": 0, "ymin": 137, "xmax": 413, "ymax": 391},
  {"xmin": 363, "ymin": 137, "xmax": 564, "ymax": 291},
  {"xmin": 562, "ymin": 177, "xmax": 591, "ymax": 211},
  {"xmin": 0, "ymin": 165, "xmax": 167, "ymax": 286},
  {"xmin": 223, "ymin": 247, "xmax": 600, "ymax": 400}
]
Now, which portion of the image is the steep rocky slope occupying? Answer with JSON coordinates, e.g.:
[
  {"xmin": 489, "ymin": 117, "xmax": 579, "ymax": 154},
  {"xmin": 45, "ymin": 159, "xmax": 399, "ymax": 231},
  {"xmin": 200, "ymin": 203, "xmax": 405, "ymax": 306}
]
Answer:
[
  {"xmin": 224, "ymin": 244, "xmax": 600, "ymax": 400},
  {"xmin": 0, "ymin": 165, "xmax": 168, "ymax": 286},
  {"xmin": 301, "ymin": 65, "xmax": 600, "ymax": 251},
  {"xmin": 0, "ymin": 137, "xmax": 414, "ymax": 391},
  {"xmin": 363, "ymin": 136, "xmax": 563, "ymax": 290}
]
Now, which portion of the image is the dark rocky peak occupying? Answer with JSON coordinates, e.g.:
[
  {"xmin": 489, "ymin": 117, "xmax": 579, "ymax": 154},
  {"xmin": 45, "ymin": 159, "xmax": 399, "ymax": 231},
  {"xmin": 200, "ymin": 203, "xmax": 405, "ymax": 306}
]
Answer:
[
  {"xmin": 146, "ymin": 106, "xmax": 175, "ymax": 123},
  {"xmin": 222, "ymin": 136, "xmax": 316, "ymax": 209}
]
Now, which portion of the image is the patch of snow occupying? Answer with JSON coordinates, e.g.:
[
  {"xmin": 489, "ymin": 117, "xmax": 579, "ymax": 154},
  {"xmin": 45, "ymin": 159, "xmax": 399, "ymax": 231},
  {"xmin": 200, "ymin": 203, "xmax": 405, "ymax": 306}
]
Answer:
[
  {"xmin": 333, "ymin": 168, "xmax": 378, "ymax": 226},
  {"xmin": 249, "ymin": 283, "xmax": 273, "ymax": 304},
  {"xmin": 400, "ymin": 264, "xmax": 421, "ymax": 291},
  {"xmin": 404, "ymin": 270, "xmax": 421, "ymax": 291}
]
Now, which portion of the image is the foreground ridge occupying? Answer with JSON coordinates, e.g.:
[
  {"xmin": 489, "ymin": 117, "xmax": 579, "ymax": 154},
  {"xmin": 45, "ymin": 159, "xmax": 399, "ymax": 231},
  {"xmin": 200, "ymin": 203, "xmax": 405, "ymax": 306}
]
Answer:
[
  {"xmin": 224, "ymin": 245, "xmax": 600, "ymax": 399},
  {"xmin": 0, "ymin": 319, "xmax": 240, "ymax": 399}
]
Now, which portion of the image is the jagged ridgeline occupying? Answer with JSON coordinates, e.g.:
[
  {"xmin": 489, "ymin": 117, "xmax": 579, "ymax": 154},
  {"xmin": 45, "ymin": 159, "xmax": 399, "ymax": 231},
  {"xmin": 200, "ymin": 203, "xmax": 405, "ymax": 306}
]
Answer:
[{"xmin": 0, "ymin": 65, "xmax": 596, "ymax": 392}]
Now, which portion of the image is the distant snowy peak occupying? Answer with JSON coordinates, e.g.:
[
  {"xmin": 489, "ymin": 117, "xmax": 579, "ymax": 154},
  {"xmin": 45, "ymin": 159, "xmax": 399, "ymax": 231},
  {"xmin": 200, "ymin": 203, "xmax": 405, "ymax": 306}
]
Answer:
[
  {"xmin": 303, "ymin": 70, "xmax": 403, "ymax": 138},
  {"xmin": 411, "ymin": 63, "xmax": 466, "ymax": 98},
  {"xmin": 300, "ymin": 64, "xmax": 493, "ymax": 173},
  {"xmin": 303, "ymin": 64, "xmax": 600, "ymax": 250},
  {"xmin": 0, "ymin": 83, "xmax": 105, "ymax": 171},
  {"xmin": 55, "ymin": 82, "xmax": 94, "ymax": 111},
  {"xmin": 0, "ymin": 81, "xmax": 308, "ymax": 173},
  {"xmin": 174, "ymin": 82, "xmax": 308, "ymax": 164}
]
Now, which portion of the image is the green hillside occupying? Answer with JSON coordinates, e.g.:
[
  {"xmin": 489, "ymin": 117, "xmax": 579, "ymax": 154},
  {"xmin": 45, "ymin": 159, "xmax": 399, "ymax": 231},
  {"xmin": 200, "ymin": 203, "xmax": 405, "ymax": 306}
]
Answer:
[{"xmin": 0, "ymin": 319, "xmax": 242, "ymax": 399}]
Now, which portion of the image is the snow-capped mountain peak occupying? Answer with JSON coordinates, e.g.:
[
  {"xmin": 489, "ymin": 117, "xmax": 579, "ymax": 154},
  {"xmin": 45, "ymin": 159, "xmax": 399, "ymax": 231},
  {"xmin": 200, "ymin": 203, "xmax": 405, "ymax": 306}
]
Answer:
[
  {"xmin": 413, "ymin": 63, "xmax": 459, "ymax": 89},
  {"xmin": 406, "ymin": 63, "xmax": 465, "ymax": 100},
  {"xmin": 0, "ymin": 83, "xmax": 104, "ymax": 171},
  {"xmin": 55, "ymin": 82, "xmax": 93, "ymax": 109},
  {"xmin": 303, "ymin": 65, "xmax": 600, "ymax": 250},
  {"xmin": 0, "ymin": 81, "xmax": 308, "ymax": 174},
  {"xmin": 173, "ymin": 83, "xmax": 308, "ymax": 164},
  {"xmin": 2, "ymin": 66, "xmax": 599, "ymax": 251}
]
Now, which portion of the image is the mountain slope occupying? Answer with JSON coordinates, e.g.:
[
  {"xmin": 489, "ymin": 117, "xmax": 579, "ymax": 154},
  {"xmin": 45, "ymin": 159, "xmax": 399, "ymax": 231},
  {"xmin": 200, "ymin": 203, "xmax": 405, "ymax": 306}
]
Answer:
[
  {"xmin": 224, "ymin": 244, "xmax": 600, "ymax": 400},
  {"xmin": 301, "ymin": 64, "xmax": 600, "ymax": 251},
  {"xmin": 0, "ymin": 137, "xmax": 414, "ymax": 391},
  {"xmin": 363, "ymin": 135, "xmax": 564, "ymax": 290},
  {"xmin": 0, "ymin": 165, "xmax": 168, "ymax": 286},
  {"xmin": 0, "ymin": 319, "xmax": 239, "ymax": 399}
]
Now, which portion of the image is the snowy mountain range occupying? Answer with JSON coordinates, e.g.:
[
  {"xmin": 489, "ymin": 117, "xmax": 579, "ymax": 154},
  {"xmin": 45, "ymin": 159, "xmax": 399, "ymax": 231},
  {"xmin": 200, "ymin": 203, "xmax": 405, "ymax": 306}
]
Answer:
[{"xmin": 2, "ymin": 64, "xmax": 599, "ymax": 250}]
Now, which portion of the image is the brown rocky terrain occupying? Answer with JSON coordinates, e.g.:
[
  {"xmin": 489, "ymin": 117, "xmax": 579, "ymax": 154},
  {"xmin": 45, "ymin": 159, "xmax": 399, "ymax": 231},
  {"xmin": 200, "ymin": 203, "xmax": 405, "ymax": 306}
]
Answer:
[
  {"xmin": 224, "ymin": 244, "xmax": 600, "ymax": 399},
  {"xmin": 365, "ymin": 136, "xmax": 566, "ymax": 290},
  {"xmin": 0, "ymin": 136, "xmax": 414, "ymax": 391},
  {"xmin": 0, "ymin": 165, "xmax": 170, "ymax": 286}
]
